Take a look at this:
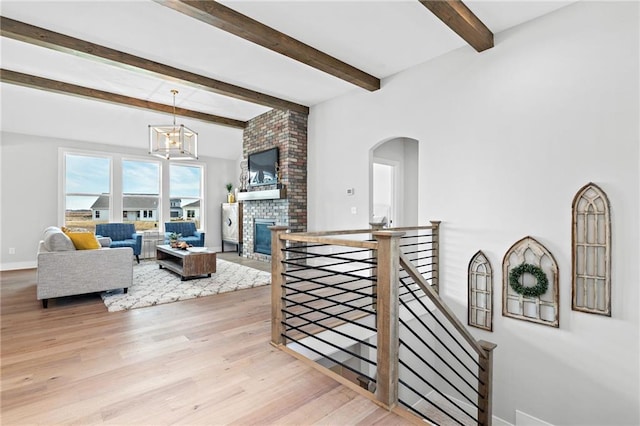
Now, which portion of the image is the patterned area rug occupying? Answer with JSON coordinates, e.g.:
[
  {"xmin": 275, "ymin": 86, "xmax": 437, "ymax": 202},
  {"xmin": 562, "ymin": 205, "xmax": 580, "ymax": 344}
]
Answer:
[{"xmin": 101, "ymin": 259, "xmax": 271, "ymax": 312}]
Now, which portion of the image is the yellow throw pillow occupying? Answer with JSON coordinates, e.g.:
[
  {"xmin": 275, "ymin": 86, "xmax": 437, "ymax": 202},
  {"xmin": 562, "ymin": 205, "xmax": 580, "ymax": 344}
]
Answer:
[{"xmin": 65, "ymin": 232, "xmax": 101, "ymax": 250}]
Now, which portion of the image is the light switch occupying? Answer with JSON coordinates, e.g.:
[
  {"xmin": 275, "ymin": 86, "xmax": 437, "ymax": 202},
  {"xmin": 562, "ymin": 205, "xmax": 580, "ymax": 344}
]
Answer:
[
  {"xmin": 351, "ymin": 207, "xmax": 357, "ymax": 214},
  {"xmin": 346, "ymin": 188, "xmax": 355, "ymax": 196}
]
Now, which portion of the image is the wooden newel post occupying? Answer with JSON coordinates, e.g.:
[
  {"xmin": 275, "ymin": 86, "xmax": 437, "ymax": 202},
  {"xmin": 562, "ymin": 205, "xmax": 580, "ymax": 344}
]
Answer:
[
  {"xmin": 477, "ymin": 340, "xmax": 497, "ymax": 426},
  {"xmin": 372, "ymin": 230, "xmax": 405, "ymax": 408},
  {"xmin": 430, "ymin": 220, "xmax": 441, "ymax": 294},
  {"xmin": 270, "ymin": 226, "xmax": 289, "ymax": 346},
  {"xmin": 369, "ymin": 222, "xmax": 385, "ymax": 312}
]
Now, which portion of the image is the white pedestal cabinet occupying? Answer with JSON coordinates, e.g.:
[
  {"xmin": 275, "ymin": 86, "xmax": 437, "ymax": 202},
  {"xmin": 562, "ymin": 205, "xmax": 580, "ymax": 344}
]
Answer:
[{"xmin": 221, "ymin": 202, "xmax": 242, "ymax": 254}]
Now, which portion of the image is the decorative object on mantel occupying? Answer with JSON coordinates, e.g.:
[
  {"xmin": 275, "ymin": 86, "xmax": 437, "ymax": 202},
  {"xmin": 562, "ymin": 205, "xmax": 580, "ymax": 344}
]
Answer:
[
  {"xmin": 239, "ymin": 159, "xmax": 248, "ymax": 192},
  {"xmin": 149, "ymin": 89, "xmax": 198, "ymax": 160},
  {"xmin": 572, "ymin": 182, "xmax": 611, "ymax": 316},
  {"xmin": 502, "ymin": 236, "xmax": 559, "ymax": 327},
  {"xmin": 468, "ymin": 250, "xmax": 493, "ymax": 331},
  {"xmin": 225, "ymin": 183, "xmax": 235, "ymax": 203}
]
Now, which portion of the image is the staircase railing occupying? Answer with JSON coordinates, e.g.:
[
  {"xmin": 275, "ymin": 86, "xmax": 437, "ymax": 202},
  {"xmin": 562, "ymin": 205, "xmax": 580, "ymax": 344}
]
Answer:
[
  {"xmin": 270, "ymin": 223, "xmax": 496, "ymax": 426},
  {"xmin": 398, "ymin": 253, "xmax": 496, "ymax": 425}
]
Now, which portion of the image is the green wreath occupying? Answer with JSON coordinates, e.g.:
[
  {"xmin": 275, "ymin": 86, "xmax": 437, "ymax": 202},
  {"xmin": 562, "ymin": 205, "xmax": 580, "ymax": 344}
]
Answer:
[{"xmin": 509, "ymin": 263, "xmax": 549, "ymax": 298}]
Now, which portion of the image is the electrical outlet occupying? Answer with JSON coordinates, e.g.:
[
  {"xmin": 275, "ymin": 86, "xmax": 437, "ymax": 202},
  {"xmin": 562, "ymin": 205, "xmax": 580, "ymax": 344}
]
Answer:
[
  {"xmin": 350, "ymin": 207, "xmax": 357, "ymax": 214},
  {"xmin": 9, "ymin": 248, "xmax": 16, "ymax": 254},
  {"xmin": 346, "ymin": 188, "xmax": 355, "ymax": 196}
]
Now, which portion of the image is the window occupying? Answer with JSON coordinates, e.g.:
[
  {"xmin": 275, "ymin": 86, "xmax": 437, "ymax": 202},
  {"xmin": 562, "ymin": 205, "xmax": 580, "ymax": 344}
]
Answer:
[
  {"xmin": 170, "ymin": 164, "xmax": 203, "ymax": 228},
  {"xmin": 64, "ymin": 153, "xmax": 111, "ymax": 233},
  {"xmin": 122, "ymin": 159, "xmax": 160, "ymax": 231},
  {"xmin": 62, "ymin": 149, "xmax": 205, "ymax": 234}
]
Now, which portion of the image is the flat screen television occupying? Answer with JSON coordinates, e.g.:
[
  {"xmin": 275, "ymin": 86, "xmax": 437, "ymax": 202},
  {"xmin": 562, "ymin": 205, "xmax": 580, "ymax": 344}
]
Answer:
[{"xmin": 248, "ymin": 147, "xmax": 279, "ymax": 187}]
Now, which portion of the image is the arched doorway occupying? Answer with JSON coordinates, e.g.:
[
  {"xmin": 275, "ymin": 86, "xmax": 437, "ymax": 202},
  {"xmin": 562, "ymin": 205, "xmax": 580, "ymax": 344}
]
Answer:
[{"xmin": 369, "ymin": 137, "xmax": 419, "ymax": 227}]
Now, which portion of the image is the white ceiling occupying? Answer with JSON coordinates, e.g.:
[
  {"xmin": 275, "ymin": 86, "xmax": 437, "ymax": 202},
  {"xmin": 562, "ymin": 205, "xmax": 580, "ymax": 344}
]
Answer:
[{"xmin": 0, "ymin": 0, "xmax": 574, "ymax": 160}]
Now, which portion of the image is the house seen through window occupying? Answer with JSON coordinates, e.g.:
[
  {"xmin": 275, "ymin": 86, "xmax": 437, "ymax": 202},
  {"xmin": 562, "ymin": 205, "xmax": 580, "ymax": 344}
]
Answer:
[
  {"xmin": 169, "ymin": 164, "xmax": 203, "ymax": 229},
  {"xmin": 122, "ymin": 159, "xmax": 160, "ymax": 231}
]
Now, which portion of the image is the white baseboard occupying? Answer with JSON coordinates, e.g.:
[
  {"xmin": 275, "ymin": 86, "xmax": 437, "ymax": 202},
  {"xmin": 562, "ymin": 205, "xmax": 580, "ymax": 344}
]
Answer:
[
  {"xmin": 0, "ymin": 260, "xmax": 37, "ymax": 271},
  {"xmin": 494, "ymin": 415, "xmax": 513, "ymax": 426},
  {"xmin": 516, "ymin": 410, "xmax": 554, "ymax": 426}
]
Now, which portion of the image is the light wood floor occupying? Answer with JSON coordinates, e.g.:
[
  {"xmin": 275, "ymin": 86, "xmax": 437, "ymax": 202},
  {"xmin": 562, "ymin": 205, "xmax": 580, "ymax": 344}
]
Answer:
[{"xmin": 0, "ymin": 260, "xmax": 412, "ymax": 425}]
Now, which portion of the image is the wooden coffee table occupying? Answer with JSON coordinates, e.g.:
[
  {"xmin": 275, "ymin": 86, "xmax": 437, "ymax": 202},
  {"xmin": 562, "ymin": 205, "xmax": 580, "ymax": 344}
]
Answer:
[{"xmin": 156, "ymin": 245, "xmax": 216, "ymax": 280}]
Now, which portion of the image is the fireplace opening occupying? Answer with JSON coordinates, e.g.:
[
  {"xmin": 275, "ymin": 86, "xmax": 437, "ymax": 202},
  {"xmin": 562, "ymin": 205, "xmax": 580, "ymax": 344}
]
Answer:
[{"xmin": 254, "ymin": 219, "xmax": 276, "ymax": 255}]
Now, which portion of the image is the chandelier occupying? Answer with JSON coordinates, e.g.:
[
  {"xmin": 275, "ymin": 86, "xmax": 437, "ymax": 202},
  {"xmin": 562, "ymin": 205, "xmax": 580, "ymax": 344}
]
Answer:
[{"xmin": 149, "ymin": 89, "xmax": 198, "ymax": 160}]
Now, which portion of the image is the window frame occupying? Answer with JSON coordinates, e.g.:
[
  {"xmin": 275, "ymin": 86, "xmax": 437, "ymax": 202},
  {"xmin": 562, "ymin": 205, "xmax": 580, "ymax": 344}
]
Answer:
[
  {"xmin": 60, "ymin": 150, "xmax": 113, "ymax": 227},
  {"xmin": 59, "ymin": 148, "xmax": 206, "ymax": 233},
  {"xmin": 169, "ymin": 163, "xmax": 205, "ymax": 230},
  {"xmin": 122, "ymin": 157, "xmax": 162, "ymax": 231}
]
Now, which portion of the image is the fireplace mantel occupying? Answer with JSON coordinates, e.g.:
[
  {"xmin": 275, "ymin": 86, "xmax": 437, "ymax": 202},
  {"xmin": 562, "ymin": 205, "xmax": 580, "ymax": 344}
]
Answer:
[{"xmin": 237, "ymin": 187, "xmax": 286, "ymax": 201}]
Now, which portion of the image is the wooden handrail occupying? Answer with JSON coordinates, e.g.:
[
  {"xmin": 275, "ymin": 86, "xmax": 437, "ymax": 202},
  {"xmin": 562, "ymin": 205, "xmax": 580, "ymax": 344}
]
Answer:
[
  {"xmin": 285, "ymin": 224, "xmax": 438, "ymax": 238},
  {"xmin": 286, "ymin": 228, "xmax": 379, "ymax": 237},
  {"xmin": 280, "ymin": 233, "xmax": 378, "ymax": 249},
  {"xmin": 280, "ymin": 224, "xmax": 439, "ymax": 249},
  {"xmin": 399, "ymin": 252, "xmax": 488, "ymax": 358}
]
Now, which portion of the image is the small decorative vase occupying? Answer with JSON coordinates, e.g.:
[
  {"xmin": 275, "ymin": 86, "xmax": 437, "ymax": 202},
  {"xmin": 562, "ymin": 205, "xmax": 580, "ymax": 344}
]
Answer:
[
  {"xmin": 170, "ymin": 240, "xmax": 178, "ymax": 248},
  {"xmin": 227, "ymin": 193, "xmax": 235, "ymax": 203}
]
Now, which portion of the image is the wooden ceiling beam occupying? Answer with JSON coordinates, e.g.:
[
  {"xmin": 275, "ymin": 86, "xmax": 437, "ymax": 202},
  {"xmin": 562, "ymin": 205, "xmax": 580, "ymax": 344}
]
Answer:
[
  {"xmin": 0, "ymin": 69, "xmax": 247, "ymax": 129},
  {"xmin": 154, "ymin": 0, "xmax": 381, "ymax": 91},
  {"xmin": 0, "ymin": 16, "xmax": 308, "ymax": 114},
  {"xmin": 419, "ymin": 0, "xmax": 493, "ymax": 52}
]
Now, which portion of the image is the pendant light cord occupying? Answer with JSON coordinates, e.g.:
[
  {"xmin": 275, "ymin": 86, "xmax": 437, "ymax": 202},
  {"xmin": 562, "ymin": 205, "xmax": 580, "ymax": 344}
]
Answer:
[{"xmin": 171, "ymin": 89, "xmax": 178, "ymax": 127}]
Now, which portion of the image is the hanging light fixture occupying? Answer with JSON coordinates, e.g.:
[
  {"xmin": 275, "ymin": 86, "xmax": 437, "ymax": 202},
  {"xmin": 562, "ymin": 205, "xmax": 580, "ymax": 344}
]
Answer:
[{"xmin": 149, "ymin": 89, "xmax": 198, "ymax": 160}]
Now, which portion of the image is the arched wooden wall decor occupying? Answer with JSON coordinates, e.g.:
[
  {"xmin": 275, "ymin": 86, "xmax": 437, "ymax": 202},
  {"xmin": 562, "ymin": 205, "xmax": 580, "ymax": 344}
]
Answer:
[
  {"xmin": 572, "ymin": 183, "xmax": 611, "ymax": 316},
  {"xmin": 468, "ymin": 250, "xmax": 493, "ymax": 331},
  {"xmin": 503, "ymin": 236, "xmax": 559, "ymax": 327}
]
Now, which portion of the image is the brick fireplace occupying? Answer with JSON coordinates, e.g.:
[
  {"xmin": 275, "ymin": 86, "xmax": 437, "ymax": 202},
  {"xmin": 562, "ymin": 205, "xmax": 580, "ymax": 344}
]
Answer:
[{"xmin": 240, "ymin": 109, "xmax": 307, "ymax": 261}]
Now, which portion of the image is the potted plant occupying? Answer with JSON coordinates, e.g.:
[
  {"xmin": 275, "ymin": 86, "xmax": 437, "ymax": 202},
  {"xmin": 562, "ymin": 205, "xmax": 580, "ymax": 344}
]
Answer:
[
  {"xmin": 226, "ymin": 183, "xmax": 235, "ymax": 203},
  {"xmin": 168, "ymin": 232, "xmax": 181, "ymax": 248}
]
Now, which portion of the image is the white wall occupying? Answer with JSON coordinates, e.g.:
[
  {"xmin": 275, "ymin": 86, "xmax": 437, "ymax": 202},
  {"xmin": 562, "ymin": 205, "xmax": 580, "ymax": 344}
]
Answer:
[
  {"xmin": 308, "ymin": 2, "xmax": 639, "ymax": 425},
  {"xmin": 0, "ymin": 131, "xmax": 240, "ymax": 270}
]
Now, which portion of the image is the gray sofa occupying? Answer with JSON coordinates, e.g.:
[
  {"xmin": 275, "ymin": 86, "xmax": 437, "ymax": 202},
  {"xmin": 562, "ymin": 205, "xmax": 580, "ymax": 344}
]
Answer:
[{"xmin": 36, "ymin": 226, "xmax": 133, "ymax": 308}]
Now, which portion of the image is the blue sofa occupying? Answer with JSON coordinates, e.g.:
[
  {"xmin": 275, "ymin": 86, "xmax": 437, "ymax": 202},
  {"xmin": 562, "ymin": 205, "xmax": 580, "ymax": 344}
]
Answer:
[
  {"xmin": 95, "ymin": 223, "xmax": 142, "ymax": 263},
  {"xmin": 164, "ymin": 222, "xmax": 205, "ymax": 247}
]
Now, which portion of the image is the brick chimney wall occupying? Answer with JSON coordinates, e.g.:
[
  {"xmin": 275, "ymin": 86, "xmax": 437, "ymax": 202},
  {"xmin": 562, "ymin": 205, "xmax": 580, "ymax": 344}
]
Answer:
[{"xmin": 241, "ymin": 109, "xmax": 308, "ymax": 260}]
